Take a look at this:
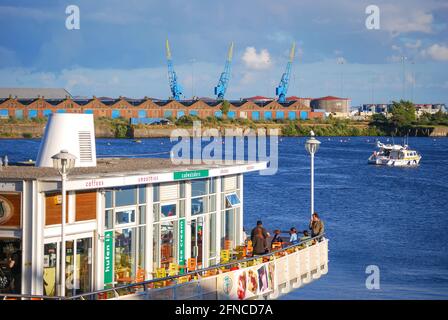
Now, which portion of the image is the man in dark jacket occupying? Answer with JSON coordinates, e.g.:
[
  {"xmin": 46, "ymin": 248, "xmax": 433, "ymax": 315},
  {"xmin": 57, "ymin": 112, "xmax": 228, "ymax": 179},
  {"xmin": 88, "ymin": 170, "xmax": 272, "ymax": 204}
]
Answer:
[
  {"xmin": 250, "ymin": 220, "xmax": 269, "ymax": 243},
  {"xmin": 309, "ymin": 212, "xmax": 324, "ymax": 238}
]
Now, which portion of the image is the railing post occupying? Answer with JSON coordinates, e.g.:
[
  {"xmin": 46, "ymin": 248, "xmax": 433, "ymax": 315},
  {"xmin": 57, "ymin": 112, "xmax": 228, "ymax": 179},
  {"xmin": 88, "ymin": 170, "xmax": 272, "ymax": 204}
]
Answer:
[
  {"xmin": 292, "ymin": 249, "xmax": 302, "ymax": 289},
  {"xmin": 312, "ymin": 240, "xmax": 322, "ymax": 279},
  {"xmin": 281, "ymin": 254, "xmax": 291, "ymax": 294}
]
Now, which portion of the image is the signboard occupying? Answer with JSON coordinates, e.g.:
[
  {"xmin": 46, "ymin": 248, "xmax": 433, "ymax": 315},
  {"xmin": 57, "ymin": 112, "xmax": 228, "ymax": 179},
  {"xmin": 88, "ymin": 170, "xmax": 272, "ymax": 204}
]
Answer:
[
  {"xmin": 178, "ymin": 219, "xmax": 186, "ymax": 269},
  {"xmin": 174, "ymin": 169, "xmax": 209, "ymax": 181},
  {"xmin": 64, "ymin": 162, "xmax": 268, "ymax": 191},
  {"xmin": 217, "ymin": 261, "xmax": 275, "ymax": 300},
  {"xmin": 104, "ymin": 231, "xmax": 114, "ymax": 286}
]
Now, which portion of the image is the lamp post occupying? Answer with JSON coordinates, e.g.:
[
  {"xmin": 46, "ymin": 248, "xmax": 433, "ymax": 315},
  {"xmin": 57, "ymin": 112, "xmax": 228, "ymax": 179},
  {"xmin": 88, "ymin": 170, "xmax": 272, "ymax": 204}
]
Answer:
[
  {"xmin": 51, "ymin": 150, "xmax": 76, "ymax": 297},
  {"xmin": 305, "ymin": 131, "xmax": 321, "ymax": 219}
]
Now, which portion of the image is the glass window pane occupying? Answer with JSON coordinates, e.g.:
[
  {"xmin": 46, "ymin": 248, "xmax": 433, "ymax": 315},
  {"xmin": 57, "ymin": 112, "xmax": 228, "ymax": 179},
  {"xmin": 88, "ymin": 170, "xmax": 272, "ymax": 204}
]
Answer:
[
  {"xmin": 153, "ymin": 184, "xmax": 160, "ymax": 202},
  {"xmin": 115, "ymin": 186, "xmax": 136, "ymax": 207},
  {"xmin": 76, "ymin": 238, "xmax": 92, "ymax": 295},
  {"xmin": 191, "ymin": 179, "xmax": 207, "ymax": 197},
  {"xmin": 105, "ymin": 209, "xmax": 113, "ymax": 229},
  {"xmin": 209, "ymin": 213, "xmax": 216, "ymax": 261},
  {"xmin": 153, "ymin": 225, "xmax": 159, "ymax": 270},
  {"xmin": 43, "ymin": 242, "xmax": 57, "ymax": 296},
  {"xmin": 225, "ymin": 193, "xmax": 240, "ymax": 208},
  {"xmin": 179, "ymin": 200, "xmax": 185, "ymax": 218},
  {"xmin": 138, "ymin": 226, "xmax": 145, "ymax": 279},
  {"xmin": 191, "ymin": 196, "xmax": 205, "ymax": 215},
  {"xmin": 105, "ymin": 191, "xmax": 113, "ymax": 208},
  {"xmin": 139, "ymin": 186, "xmax": 146, "ymax": 204},
  {"xmin": 210, "ymin": 195, "xmax": 216, "ymax": 212},
  {"xmin": 115, "ymin": 209, "xmax": 136, "ymax": 225},
  {"xmin": 161, "ymin": 203, "xmax": 176, "ymax": 218},
  {"xmin": 114, "ymin": 228, "xmax": 136, "ymax": 284},
  {"xmin": 209, "ymin": 177, "xmax": 216, "ymax": 194},
  {"xmin": 160, "ymin": 221, "xmax": 177, "ymax": 268},
  {"xmin": 153, "ymin": 203, "xmax": 160, "ymax": 222},
  {"xmin": 179, "ymin": 182, "xmax": 185, "ymax": 198},
  {"xmin": 139, "ymin": 205, "xmax": 146, "ymax": 225}
]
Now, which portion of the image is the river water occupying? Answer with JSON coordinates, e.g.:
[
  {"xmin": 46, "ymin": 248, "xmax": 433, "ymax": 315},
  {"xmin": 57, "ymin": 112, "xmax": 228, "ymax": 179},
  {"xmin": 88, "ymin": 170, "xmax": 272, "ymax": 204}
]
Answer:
[{"xmin": 1, "ymin": 136, "xmax": 447, "ymax": 299}]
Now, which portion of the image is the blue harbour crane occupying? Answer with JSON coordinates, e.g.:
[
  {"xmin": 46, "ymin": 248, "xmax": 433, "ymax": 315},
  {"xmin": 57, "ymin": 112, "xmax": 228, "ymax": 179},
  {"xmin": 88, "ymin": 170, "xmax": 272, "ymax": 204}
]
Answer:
[
  {"xmin": 165, "ymin": 39, "xmax": 183, "ymax": 101},
  {"xmin": 214, "ymin": 42, "xmax": 234, "ymax": 100},
  {"xmin": 276, "ymin": 42, "xmax": 296, "ymax": 103}
]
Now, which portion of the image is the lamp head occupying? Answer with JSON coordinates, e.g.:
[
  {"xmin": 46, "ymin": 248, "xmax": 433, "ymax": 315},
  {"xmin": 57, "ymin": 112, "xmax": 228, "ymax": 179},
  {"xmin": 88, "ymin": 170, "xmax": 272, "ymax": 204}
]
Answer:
[
  {"xmin": 305, "ymin": 131, "xmax": 321, "ymax": 155},
  {"xmin": 51, "ymin": 149, "xmax": 76, "ymax": 175}
]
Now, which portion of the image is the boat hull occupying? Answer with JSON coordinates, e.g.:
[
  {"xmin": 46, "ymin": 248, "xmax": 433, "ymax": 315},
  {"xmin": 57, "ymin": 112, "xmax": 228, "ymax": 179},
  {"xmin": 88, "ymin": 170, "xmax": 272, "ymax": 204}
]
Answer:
[{"xmin": 368, "ymin": 156, "xmax": 421, "ymax": 167}]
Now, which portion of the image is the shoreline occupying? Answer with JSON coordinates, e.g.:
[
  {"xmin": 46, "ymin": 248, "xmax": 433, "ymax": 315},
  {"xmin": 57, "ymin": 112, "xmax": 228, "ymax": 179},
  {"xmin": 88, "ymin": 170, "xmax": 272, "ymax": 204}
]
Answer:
[{"xmin": 1, "ymin": 120, "xmax": 447, "ymax": 139}]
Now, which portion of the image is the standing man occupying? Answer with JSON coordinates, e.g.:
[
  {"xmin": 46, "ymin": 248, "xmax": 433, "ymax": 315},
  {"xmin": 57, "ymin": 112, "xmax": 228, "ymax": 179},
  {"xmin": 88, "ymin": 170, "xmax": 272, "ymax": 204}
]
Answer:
[
  {"xmin": 309, "ymin": 212, "xmax": 325, "ymax": 239},
  {"xmin": 251, "ymin": 220, "xmax": 269, "ymax": 244}
]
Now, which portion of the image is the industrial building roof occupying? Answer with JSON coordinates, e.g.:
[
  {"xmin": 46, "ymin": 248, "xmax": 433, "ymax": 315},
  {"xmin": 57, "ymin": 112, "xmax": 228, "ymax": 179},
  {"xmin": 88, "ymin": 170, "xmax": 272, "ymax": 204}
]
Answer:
[
  {"xmin": 315, "ymin": 96, "xmax": 350, "ymax": 101},
  {"xmin": 0, "ymin": 88, "xmax": 71, "ymax": 99}
]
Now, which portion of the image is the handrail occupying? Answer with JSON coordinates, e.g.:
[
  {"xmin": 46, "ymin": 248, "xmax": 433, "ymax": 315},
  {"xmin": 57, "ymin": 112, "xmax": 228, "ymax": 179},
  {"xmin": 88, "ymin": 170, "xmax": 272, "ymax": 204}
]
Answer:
[
  {"xmin": 67, "ymin": 233, "xmax": 325, "ymax": 300},
  {"xmin": 0, "ymin": 233, "xmax": 325, "ymax": 301},
  {"xmin": 0, "ymin": 293, "xmax": 62, "ymax": 300}
]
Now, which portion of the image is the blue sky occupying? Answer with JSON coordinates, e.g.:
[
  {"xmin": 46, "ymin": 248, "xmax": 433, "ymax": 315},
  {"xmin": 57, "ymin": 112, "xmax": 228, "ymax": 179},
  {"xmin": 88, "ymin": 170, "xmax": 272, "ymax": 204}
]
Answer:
[{"xmin": 0, "ymin": 0, "xmax": 447, "ymax": 106}]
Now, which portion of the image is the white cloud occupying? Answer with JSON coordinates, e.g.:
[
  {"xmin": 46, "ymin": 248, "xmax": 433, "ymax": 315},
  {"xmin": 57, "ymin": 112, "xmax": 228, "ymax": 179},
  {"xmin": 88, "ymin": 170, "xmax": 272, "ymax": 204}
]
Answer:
[
  {"xmin": 242, "ymin": 47, "xmax": 272, "ymax": 70},
  {"xmin": 422, "ymin": 44, "xmax": 448, "ymax": 61},
  {"xmin": 405, "ymin": 39, "xmax": 422, "ymax": 49},
  {"xmin": 382, "ymin": 5, "xmax": 433, "ymax": 35}
]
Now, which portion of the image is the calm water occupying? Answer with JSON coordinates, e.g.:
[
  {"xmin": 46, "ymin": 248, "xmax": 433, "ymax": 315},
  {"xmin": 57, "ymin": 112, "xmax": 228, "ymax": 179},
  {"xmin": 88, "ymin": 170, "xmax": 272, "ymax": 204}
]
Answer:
[{"xmin": 1, "ymin": 136, "xmax": 447, "ymax": 299}]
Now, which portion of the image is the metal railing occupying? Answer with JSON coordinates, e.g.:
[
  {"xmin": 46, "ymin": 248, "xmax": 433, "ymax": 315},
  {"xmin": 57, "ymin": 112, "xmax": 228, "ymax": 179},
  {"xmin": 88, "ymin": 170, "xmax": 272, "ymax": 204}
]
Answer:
[{"xmin": 0, "ymin": 234, "xmax": 326, "ymax": 301}]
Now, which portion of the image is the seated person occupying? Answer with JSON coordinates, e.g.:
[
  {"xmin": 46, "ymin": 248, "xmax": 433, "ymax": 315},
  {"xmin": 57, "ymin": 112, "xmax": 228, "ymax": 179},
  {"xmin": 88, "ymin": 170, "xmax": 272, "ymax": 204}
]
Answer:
[
  {"xmin": 270, "ymin": 229, "xmax": 284, "ymax": 249},
  {"xmin": 289, "ymin": 227, "xmax": 299, "ymax": 245},
  {"xmin": 300, "ymin": 230, "xmax": 311, "ymax": 245}
]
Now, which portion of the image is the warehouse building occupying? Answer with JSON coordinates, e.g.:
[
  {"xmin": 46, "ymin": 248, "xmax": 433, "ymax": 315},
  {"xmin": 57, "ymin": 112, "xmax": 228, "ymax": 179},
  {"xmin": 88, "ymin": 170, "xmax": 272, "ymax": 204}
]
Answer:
[{"xmin": 0, "ymin": 94, "xmax": 324, "ymax": 122}]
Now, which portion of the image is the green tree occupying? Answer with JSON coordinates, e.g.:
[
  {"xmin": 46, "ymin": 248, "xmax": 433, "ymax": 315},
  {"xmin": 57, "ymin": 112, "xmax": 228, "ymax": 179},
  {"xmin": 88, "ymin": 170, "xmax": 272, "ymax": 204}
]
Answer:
[
  {"xmin": 220, "ymin": 100, "xmax": 231, "ymax": 118},
  {"xmin": 389, "ymin": 100, "xmax": 416, "ymax": 128}
]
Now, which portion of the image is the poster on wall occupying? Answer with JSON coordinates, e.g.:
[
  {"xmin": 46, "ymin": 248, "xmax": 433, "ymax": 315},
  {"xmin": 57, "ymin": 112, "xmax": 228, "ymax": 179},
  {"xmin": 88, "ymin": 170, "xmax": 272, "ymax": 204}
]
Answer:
[
  {"xmin": 217, "ymin": 261, "xmax": 276, "ymax": 300},
  {"xmin": 0, "ymin": 193, "xmax": 21, "ymax": 227}
]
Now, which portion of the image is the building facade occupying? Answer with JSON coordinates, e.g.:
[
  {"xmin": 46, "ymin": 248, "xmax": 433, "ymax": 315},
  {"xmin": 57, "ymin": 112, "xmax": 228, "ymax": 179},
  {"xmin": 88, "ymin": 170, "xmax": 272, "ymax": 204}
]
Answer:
[
  {"xmin": 0, "ymin": 158, "xmax": 267, "ymax": 297},
  {"xmin": 0, "ymin": 96, "xmax": 324, "ymax": 122}
]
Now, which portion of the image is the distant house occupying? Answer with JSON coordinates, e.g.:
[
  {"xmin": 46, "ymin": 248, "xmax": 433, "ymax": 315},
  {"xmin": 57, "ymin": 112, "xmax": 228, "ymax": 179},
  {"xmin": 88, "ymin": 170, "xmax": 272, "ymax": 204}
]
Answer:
[{"xmin": 0, "ymin": 88, "xmax": 71, "ymax": 99}]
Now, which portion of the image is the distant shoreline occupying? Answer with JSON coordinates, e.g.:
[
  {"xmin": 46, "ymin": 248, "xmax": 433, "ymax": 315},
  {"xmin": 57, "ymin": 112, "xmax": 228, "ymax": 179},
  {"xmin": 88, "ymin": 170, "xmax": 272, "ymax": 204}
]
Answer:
[{"xmin": 1, "ymin": 119, "xmax": 447, "ymax": 139}]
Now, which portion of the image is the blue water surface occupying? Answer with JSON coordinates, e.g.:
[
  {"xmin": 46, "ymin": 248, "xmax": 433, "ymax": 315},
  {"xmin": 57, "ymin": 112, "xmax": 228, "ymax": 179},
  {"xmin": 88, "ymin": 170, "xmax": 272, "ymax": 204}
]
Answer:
[{"xmin": 0, "ymin": 136, "xmax": 447, "ymax": 299}]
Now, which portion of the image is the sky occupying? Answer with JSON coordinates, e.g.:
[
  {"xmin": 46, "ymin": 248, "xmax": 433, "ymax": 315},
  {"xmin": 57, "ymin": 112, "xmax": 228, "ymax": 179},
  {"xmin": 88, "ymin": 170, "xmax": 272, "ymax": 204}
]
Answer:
[{"xmin": 0, "ymin": 0, "xmax": 447, "ymax": 106}]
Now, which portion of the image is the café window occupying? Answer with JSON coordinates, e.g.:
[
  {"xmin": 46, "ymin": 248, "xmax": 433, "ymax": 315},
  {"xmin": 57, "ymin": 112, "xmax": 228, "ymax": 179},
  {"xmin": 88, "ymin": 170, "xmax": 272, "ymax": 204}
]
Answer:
[
  {"xmin": 103, "ymin": 184, "xmax": 147, "ymax": 286},
  {"xmin": 115, "ymin": 209, "xmax": 136, "ymax": 225},
  {"xmin": 161, "ymin": 203, "xmax": 176, "ymax": 218},
  {"xmin": 225, "ymin": 193, "xmax": 240, "ymax": 208}
]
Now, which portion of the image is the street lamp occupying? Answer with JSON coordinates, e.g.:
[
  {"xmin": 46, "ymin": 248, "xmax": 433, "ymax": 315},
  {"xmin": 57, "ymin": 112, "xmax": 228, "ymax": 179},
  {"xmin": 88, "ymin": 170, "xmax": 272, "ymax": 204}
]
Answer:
[
  {"xmin": 305, "ymin": 131, "xmax": 321, "ymax": 218},
  {"xmin": 51, "ymin": 150, "xmax": 76, "ymax": 297}
]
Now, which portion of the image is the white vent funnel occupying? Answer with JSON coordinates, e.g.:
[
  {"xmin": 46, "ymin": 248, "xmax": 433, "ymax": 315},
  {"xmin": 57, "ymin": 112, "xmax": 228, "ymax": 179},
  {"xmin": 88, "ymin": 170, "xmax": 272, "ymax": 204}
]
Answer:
[{"xmin": 36, "ymin": 113, "xmax": 97, "ymax": 167}]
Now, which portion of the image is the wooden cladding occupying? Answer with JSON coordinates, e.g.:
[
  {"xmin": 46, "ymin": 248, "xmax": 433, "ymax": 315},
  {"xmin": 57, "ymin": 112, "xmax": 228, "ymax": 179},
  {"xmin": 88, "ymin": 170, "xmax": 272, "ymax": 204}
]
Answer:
[
  {"xmin": 75, "ymin": 190, "xmax": 97, "ymax": 222},
  {"xmin": 0, "ymin": 193, "xmax": 21, "ymax": 227},
  {"xmin": 45, "ymin": 193, "xmax": 68, "ymax": 225},
  {"xmin": 45, "ymin": 190, "xmax": 97, "ymax": 226}
]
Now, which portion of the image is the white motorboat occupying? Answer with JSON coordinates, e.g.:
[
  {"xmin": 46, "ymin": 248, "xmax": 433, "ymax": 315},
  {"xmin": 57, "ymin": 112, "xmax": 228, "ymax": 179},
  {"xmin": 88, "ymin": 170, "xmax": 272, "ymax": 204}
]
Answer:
[{"xmin": 368, "ymin": 141, "xmax": 421, "ymax": 167}]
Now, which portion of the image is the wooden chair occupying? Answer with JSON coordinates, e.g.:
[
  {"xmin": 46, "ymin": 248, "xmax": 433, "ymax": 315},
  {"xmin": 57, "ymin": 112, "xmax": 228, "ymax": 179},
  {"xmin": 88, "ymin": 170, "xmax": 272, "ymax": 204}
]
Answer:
[
  {"xmin": 220, "ymin": 249, "xmax": 230, "ymax": 263},
  {"xmin": 154, "ymin": 267, "xmax": 167, "ymax": 288},
  {"xmin": 168, "ymin": 263, "xmax": 179, "ymax": 276},
  {"xmin": 246, "ymin": 240, "xmax": 253, "ymax": 256},
  {"xmin": 272, "ymin": 242, "xmax": 282, "ymax": 251},
  {"xmin": 187, "ymin": 258, "xmax": 197, "ymax": 272}
]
